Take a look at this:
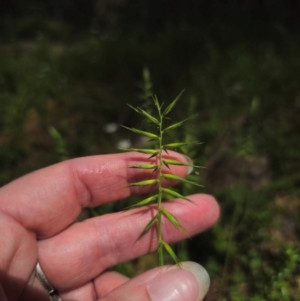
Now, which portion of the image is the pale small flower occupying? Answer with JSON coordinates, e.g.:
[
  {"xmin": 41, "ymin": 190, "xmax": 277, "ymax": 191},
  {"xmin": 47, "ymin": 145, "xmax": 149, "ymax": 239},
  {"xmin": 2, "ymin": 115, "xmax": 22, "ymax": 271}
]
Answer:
[
  {"xmin": 103, "ymin": 122, "xmax": 118, "ymax": 134},
  {"xmin": 117, "ymin": 139, "xmax": 131, "ymax": 149}
]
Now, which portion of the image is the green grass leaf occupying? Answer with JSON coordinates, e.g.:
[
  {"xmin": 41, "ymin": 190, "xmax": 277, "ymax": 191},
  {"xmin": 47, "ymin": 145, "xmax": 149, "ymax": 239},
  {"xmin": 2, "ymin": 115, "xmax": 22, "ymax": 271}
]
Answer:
[
  {"xmin": 161, "ymin": 207, "xmax": 187, "ymax": 234},
  {"xmin": 121, "ymin": 125, "xmax": 159, "ymax": 140},
  {"xmin": 162, "ymin": 173, "xmax": 204, "ymax": 187},
  {"xmin": 162, "ymin": 141, "xmax": 203, "ymax": 149},
  {"xmin": 128, "ymin": 104, "xmax": 160, "ymax": 125},
  {"xmin": 162, "ymin": 160, "xmax": 171, "ymax": 169},
  {"xmin": 163, "ymin": 159, "xmax": 205, "ymax": 169},
  {"xmin": 162, "ymin": 188, "xmax": 194, "ymax": 203},
  {"xmin": 126, "ymin": 194, "xmax": 158, "ymax": 209},
  {"xmin": 121, "ymin": 90, "xmax": 200, "ymax": 267},
  {"xmin": 137, "ymin": 214, "xmax": 158, "ymax": 240},
  {"xmin": 162, "ymin": 89, "xmax": 185, "ymax": 116},
  {"xmin": 163, "ymin": 159, "xmax": 190, "ymax": 167},
  {"xmin": 127, "ymin": 179, "xmax": 159, "ymax": 186},
  {"xmin": 152, "ymin": 95, "xmax": 161, "ymax": 111},
  {"xmin": 163, "ymin": 114, "xmax": 197, "ymax": 132},
  {"xmin": 118, "ymin": 148, "xmax": 159, "ymax": 156},
  {"xmin": 129, "ymin": 164, "xmax": 158, "ymax": 169},
  {"xmin": 161, "ymin": 241, "xmax": 181, "ymax": 265}
]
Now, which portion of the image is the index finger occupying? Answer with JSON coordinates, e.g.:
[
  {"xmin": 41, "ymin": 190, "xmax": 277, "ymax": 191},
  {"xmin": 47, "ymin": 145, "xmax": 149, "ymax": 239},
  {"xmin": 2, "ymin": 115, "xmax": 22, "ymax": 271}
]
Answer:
[{"xmin": 0, "ymin": 151, "xmax": 190, "ymax": 238}]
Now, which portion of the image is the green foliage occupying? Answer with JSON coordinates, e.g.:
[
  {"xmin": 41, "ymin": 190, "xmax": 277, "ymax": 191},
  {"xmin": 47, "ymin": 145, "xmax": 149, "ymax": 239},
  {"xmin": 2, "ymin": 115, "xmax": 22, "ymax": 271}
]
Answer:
[
  {"xmin": 0, "ymin": 17, "xmax": 300, "ymax": 300},
  {"xmin": 48, "ymin": 126, "xmax": 69, "ymax": 161},
  {"xmin": 122, "ymin": 92, "xmax": 202, "ymax": 265}
]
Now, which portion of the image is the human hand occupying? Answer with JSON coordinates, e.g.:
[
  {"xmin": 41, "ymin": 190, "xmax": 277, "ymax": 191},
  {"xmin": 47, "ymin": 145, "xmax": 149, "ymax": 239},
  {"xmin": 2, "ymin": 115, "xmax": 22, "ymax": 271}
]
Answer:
[{"xmin": 0, "ymin": 152, "xmax": 219, "ymax": 301}]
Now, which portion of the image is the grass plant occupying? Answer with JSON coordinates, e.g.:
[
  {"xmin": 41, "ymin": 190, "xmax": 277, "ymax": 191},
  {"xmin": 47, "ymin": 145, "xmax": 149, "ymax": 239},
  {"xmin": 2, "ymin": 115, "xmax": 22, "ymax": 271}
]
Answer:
[
  {"xmin": 1, "ymin": 27, "xmax": 300, "ymax": 299},
  {"xmin": 121, "ymin": 91, "xmax": 203, "ymax": 265}
]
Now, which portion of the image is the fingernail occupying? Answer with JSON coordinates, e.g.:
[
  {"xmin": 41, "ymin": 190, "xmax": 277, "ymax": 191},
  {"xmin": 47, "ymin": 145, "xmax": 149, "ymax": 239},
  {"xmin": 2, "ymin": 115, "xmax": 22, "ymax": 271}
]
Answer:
[
  {"xmin": 147, "ymin": 261, "xmax": 210, "ymax": 301},
  {"xmin": 183, "ymin": 155, "xmax": 194, "ymax": 175},
  {"xmin": 179, "ymin": 262, "xmax": 210, "ymax": 300}
]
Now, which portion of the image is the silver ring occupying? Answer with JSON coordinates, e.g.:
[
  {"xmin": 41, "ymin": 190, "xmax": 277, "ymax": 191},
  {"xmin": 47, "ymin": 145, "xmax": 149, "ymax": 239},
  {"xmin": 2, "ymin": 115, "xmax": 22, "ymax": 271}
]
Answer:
[{"xmin": 35, "ymin": 262, "xmax": 62, "ymax": 301}]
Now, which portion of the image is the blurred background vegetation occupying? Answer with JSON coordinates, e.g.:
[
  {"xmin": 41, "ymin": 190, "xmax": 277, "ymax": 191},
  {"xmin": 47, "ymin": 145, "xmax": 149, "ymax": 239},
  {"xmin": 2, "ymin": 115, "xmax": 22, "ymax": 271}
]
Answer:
[{"xmin": 1, "ymin": 1, "xmax": 300, "ymax": 300}]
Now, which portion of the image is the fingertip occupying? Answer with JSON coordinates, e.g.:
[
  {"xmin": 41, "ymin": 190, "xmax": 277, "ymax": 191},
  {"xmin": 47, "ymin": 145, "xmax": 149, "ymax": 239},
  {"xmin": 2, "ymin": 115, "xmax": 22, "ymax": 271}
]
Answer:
[
  {"xmin": 190, "ymin": 193, "xmax": 220, "ymax": 226},
  {"xmin": 94, "ymin": 271, "xmax": 130, "ymax": 298},
  {"xmin": 201, "ymin": 193, "xmax": 220, "ymax": 224},
  {"xmin": 179, "ymin": 261, "xmax": 210, "ymax": 300},
  {"xmin": 147, "ymin": 261, "xmax": 210, "ymax": 301}
]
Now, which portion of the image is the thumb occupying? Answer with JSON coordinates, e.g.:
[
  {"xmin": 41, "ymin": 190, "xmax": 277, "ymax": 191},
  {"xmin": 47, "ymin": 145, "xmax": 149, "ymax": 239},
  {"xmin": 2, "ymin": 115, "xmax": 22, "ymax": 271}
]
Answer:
[
  {"xmin": 147, "ymin": 262, "xmax": 210, "ymax": 301},
  {"xmin": 100, "ymin": 261, "xmax": 210, "ymax": 301}
]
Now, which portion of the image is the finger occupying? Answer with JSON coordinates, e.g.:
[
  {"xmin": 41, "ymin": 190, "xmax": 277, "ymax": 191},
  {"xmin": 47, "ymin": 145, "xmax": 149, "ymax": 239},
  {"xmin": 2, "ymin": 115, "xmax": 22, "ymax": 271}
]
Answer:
[
  {"xmin": 0, "ymin": 213, "xmax": 38, "ymax": 301},
  {"xmin": 38, "ymin": 194, "xmax": 219, "ymax": 290},
  {"xmin": 59, "ymin": 282, "xmax": 95, "ymax": 301},
  {"xmin": 97, "ymin": 262, "xmax": 210, "ymax": 301},
  {"xmin": 94, "ymin": 271, "xmax": 129, "ymax": 297},
  {"xmin": 60, "ymin": 271, "xmax": 129, "ymax": 301},
  {"xmin": 0, "ymin": 152, "xmax": 188, "ymax": 238}
]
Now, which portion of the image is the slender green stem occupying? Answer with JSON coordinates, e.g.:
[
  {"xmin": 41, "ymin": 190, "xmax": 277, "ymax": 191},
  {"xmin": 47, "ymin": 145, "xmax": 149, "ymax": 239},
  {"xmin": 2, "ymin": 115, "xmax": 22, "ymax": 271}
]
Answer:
[
  {"xmin": 123, "ymin": 91, "xmax": 196, "ymax": 266},
  {"xmin": 157, "ymin": 103, "xmax": 164, "ymax": 266}
]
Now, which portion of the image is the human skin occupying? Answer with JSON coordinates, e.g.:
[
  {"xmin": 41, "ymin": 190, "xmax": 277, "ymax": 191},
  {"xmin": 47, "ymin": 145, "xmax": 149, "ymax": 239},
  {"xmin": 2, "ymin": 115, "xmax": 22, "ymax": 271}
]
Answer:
[{"xmin": 0, "ymin": 152, "xmax": 220, "ymax": 301}]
